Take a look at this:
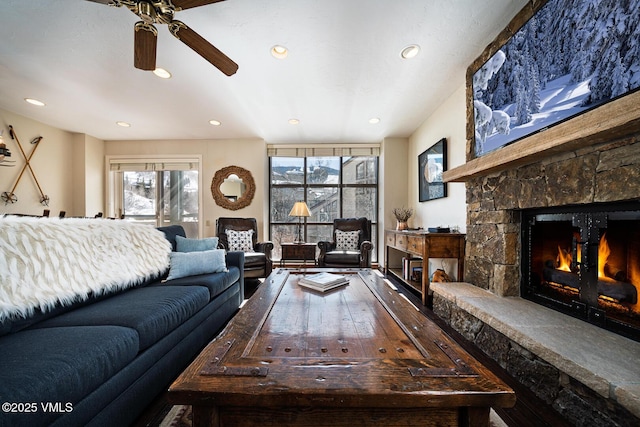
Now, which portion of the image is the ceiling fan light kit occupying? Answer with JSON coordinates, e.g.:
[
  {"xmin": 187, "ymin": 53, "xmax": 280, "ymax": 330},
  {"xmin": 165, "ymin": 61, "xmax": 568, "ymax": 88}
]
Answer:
[{"xmin": 89, "ymin": 0, "xmax": 238, "ymax": 76}]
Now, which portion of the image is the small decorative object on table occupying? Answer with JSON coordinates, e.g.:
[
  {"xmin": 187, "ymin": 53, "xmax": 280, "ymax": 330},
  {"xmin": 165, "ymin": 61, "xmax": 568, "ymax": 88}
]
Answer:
[
  {"xmin": 428, "ymin": 226, "xmax": 450, "ymax": 233},
  {"xmin": 298, "ymin": 272, "xmax": 349, "ymax": 292},
  {"xmin": 392, "ymin": 207, "xmax": 413, "ymax": 231}
]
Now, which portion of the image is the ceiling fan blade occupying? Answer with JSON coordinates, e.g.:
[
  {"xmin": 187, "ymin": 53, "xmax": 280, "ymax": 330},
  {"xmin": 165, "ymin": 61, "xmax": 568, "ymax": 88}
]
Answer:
[
  {"xmin": 85, "ymin": 0, "xmax": 113, "ymax": 4},
  {"xmin": 134, "ymin": 22, "xmax": 158, "ymax": 71},
  {"xmin": 172, "ymin": 0, "xmax": 225, "ymax": 11},
  {"xmin": 169, "ymin": 21, "xmax": 238, "ymax": 76}
]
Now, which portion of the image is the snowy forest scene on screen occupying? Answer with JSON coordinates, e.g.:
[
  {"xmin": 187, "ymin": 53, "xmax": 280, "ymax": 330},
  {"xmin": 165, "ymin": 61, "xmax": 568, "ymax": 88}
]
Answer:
[{"xmin": 472, "ymin": 0, "xmax": 640, "ymax": 157}]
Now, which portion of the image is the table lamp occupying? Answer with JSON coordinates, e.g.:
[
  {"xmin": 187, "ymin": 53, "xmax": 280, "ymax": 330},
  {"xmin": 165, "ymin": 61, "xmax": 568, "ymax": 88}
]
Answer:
[{"xmin": 289, "ymin": 201, "xmax": 311, "ymax": 243}]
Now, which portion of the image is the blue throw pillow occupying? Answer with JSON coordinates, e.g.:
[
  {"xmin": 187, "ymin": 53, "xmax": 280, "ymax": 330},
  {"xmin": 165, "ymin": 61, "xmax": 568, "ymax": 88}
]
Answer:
[
  {"xmin": 176, "ymin": 235, "xmax": 219, "ymax": 252},
  {"xmin": 165, "ymin": 249, "xmax": 227, "ymax": 281}
]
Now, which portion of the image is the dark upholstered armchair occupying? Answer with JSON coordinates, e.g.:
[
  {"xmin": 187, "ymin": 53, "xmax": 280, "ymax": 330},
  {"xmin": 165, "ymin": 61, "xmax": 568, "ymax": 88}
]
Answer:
[
  {"xmin": 317, "ymin": 217, "xmax": 373, "ymax": 268},
  {"xmin": 216, "ymin": 217, "xmax": 273, "ymax": 279}
]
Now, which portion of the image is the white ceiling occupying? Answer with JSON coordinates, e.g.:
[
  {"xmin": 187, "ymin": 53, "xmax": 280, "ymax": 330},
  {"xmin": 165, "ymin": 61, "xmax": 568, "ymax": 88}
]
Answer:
[{"xmin": 0, "ymin": 0, "xmax": 527, "ymax": 143}]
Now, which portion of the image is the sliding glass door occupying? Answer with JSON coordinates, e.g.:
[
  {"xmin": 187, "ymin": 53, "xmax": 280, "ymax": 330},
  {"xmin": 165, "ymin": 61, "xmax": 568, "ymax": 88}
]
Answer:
[{"xmin": 107, "ymin": 157, "xmax": 201, "ymax": 238}]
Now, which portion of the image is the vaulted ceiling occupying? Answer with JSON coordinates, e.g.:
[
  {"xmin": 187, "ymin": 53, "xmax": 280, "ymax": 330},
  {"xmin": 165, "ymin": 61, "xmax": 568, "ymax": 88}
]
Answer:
[{"xmin": 0, "ymin": 0, "xmax": 527, "ymax": 142}]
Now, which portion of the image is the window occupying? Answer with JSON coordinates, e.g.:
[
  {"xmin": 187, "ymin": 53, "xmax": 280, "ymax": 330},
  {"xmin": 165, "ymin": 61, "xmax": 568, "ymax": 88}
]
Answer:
[
  {"xmin": 269, "ymin": 155, "xmax": 378, "ymax": 262},
  {"xmin": 107, "ymin": 156, "xmax": 201, "ymax": 237}
]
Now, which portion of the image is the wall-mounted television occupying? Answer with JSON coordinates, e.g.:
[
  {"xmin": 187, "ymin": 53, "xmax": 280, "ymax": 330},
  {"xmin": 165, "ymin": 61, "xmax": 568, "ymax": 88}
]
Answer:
[{"xmin": 472, "ymin": 0, "xmax": 640, "ymax": 158}]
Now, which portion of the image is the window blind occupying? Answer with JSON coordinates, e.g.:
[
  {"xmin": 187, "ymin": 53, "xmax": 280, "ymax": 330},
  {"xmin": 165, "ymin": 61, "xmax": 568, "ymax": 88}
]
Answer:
[
  {"xmin": 267, "ymin": 144, "xmax": 380, "ymax": 157},
  {"xmin": 108, "ymin": 158, "xmax": 199, "ymax": 171}
]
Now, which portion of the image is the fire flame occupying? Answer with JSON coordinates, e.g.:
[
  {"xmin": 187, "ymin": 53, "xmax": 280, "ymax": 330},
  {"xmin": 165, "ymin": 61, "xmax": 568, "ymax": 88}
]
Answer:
[
  {"xmin": 556, "ymin": 233, "xmax": 609, "ymax": 278},
  {"xmin": 598, "ymin": 232, "xmax": 610, "ymax": 279},
  {"xmin": 557, "ymin": 246, "xmax": 572, "ymax": 271}
]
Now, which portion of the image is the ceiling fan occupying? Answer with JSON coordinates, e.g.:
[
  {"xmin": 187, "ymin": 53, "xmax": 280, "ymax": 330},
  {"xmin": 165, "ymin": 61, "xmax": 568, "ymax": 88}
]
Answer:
[{"xmin": 87, "ymin": 0, "xmax": 238, "ymax": 76}]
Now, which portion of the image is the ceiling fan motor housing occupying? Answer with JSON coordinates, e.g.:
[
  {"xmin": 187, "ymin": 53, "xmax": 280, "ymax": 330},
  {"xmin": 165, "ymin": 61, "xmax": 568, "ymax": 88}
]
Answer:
[{"xmin": 134, "ymin": 0, "xmax": 176, "ymax": 24}]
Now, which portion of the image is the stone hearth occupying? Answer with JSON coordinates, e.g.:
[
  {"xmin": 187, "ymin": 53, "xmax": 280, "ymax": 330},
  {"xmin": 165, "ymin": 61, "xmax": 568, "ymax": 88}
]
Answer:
[{"xmin": 432, "ymin": 282, "xmax": 640, "ymax": 426}]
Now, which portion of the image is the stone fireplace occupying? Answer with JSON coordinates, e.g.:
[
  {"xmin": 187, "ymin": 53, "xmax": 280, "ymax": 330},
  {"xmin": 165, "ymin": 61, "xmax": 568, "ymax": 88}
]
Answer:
[
  {"xmin": 464, "ymin": 134, "xmax": 639, "ymax": 300},
  {"xmin": 428, "ymin": 0, "xmax": 640, "ymax": 422},
  {"xmin": 431, "ymin": 133, "xmax": 640, "ymax": 426}
]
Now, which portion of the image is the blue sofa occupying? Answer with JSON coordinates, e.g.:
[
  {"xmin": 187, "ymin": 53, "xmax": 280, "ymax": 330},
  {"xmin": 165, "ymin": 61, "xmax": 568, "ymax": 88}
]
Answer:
[{"xmin": 0, "ymin": 224, "xmax": 244, "ymax": 427}]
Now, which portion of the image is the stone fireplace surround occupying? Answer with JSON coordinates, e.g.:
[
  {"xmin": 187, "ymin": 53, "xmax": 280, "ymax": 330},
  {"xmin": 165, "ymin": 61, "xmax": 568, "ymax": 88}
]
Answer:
[{"xmin": 433, "ymin": 133, "xmax": 640, "ymax": 425}]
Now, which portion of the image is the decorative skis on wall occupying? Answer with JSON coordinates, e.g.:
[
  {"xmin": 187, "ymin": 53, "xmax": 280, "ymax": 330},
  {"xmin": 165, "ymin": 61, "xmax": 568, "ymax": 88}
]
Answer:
[{"xmin": 1, "ymin": 125, "xmax": 49, "ymax": 206}]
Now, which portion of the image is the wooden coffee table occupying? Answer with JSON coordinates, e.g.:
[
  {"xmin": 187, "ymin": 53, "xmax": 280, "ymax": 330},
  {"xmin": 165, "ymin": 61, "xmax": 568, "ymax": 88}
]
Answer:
[{"xmin": 169, "ymin": 269, "xmax": 515, "ymax": 426}]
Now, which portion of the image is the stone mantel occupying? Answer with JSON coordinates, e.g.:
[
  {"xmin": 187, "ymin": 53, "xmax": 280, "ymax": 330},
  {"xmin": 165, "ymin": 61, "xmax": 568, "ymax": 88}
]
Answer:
[{"xmin": 444, "ymin": 90, "xmax": 640, "ymax": 183}]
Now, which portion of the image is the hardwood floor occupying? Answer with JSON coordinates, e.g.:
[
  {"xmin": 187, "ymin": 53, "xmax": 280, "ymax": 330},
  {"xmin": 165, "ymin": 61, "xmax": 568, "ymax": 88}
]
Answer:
[{"xmin": 132, "ymin": 392, "xmax": 173, "ymax": 427}]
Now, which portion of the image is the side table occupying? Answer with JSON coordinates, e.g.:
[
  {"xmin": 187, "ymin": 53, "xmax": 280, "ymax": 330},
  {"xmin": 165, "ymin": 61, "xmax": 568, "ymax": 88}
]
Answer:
[{"xmin": 280, "ymin": 242, "xmax": 317, "ymax": 267}]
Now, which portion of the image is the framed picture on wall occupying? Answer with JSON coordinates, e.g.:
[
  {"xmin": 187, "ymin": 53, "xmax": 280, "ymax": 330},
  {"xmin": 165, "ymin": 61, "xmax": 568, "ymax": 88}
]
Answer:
[{"xmin": 418, "ymin": 138, "xmax": 447, "ymax": 202}]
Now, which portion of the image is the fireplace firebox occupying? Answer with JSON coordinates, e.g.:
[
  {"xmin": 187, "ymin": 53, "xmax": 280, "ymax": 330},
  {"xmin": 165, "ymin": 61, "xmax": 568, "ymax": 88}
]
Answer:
[{"xmin": 522, "ymin": 202, "xmax": 640, "ymax": 341}]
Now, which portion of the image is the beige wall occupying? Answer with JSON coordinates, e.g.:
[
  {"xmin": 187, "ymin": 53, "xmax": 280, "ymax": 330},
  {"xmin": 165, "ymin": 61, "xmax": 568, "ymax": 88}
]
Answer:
[
  {"xmin": 0, "ymin": 109, "xmax": 78, "ymax": 216},
  {"xmin": 104, "ymin": 138, "xmax": 268, "ymax": 239},
  {"xmin": 379, "ymin": 137, "xmax": 409, "ymax": 262},
  {"xmin": 408, "ymin": 85, "xmax": 467, "ymax": 233},
  {"xmin": 73, "ymin": 133, "xmax": 105, "ymax": 217},
  {"xmin": 379, "ymin": 84, "xmax": 468, "ymax": 264},
  {"xmin": 2, "ymin": 94, "xmax": 468, "ymax": 246}
]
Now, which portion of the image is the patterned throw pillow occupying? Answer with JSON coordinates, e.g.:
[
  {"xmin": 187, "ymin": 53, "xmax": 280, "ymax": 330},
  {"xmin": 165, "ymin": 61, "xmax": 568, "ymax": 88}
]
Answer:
[
  {"xmin": 225, "ymin": 229, "xmax": 255, "ymax": 252},
  {"xmin": 335, "ymin": 229, "xmax": 360, "ymax": 251}
]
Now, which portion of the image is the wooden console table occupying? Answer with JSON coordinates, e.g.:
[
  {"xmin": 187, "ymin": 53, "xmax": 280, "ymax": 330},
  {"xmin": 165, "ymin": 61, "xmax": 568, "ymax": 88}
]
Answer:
[
  {"xmin": 385, "ymin": 230, "xmax": 465, "ymax": 305},
  {"xmin": 279, "ymin": 242, "xmax": 317, "ymax": 266}
]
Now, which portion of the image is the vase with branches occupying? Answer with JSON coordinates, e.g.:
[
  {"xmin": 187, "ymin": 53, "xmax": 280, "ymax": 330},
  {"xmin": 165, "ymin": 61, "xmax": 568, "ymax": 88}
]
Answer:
[{"xmin": 392, "ymin": 207, "xmax": 413, "ymax": 230}]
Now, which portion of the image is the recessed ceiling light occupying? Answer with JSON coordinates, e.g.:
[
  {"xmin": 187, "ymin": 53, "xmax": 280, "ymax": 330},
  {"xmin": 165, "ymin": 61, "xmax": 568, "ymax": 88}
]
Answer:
[
  {"xmin": 153, "ymin": 68, "xmax": 172, "ymax": 79},
  {"xmin": 271, "ymin": 45, "xmax": 288, "ymax": 59},
  {"xmin": 400, "ymin": 44, "xmax": 420, "ymax": 59},
  {"xmin": 209, "ymin": 119, "xmax": 221, "ymax": 126},
  {"xmin": 369, "ymin": 117, "xmax": 380, "ymax": 124},
  {"xmin": 25, "ymin": 98, "xmax": 45, "ymax": 107},
  {"xmin": 288, "ymin": 118, "xmax": 300, "ymax": 125},
  {"xmin": 116, "ymin": 121, "xmax": 131, "ymax": 128}
]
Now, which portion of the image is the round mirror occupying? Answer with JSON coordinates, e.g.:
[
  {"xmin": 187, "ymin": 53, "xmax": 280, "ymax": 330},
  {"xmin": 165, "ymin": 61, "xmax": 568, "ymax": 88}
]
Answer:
[{"xmin": 211, "ymin": 165, "xmax": 255, "ymax": 210}]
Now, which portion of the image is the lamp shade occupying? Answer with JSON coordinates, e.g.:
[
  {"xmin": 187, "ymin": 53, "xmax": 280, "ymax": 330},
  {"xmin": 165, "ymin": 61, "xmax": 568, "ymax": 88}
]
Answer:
[{"xmin": 289, "ymin": 201, "xmax": 311, "ymax": 217}]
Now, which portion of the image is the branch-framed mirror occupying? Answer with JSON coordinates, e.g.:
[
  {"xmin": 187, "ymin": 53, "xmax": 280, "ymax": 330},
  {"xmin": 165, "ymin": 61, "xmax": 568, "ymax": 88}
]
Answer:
[{"xmin": 211, "ymin": 165, "xmax": 255, "ymax": 210}]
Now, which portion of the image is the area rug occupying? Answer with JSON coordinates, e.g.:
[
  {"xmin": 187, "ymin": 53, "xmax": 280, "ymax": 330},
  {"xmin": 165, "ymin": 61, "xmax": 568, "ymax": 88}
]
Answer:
[
  {"xmin": 158, "ymin": 405, "xmax": 507, "ymax": 426},
  {"xmin": 159, "ymin": 405, "xmax": 191, "ymax": 427}
]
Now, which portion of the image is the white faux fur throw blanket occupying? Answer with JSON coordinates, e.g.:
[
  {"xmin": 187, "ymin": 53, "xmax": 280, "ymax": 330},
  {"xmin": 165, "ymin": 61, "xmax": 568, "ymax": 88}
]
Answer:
[{"xmin": 0, "ymin": 216, "xmax": 171, "ymax": 322}]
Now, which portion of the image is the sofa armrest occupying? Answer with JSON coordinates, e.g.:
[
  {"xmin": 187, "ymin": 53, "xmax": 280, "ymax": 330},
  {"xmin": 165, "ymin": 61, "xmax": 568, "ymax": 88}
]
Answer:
[
  {"xmin": 255, "ymin": 241, "xmax": 274, "ymax": 261},
  {"xmin": 225, "ymin": 250, "xmax": 245, "ymax": 270},
  {"xmin": 225, "ymin": 251, "xmax": 245, "ymax": 300},
  {"xmin": 359, "ymin": 241, "xmax": 373, "ymax": 268},
  {"xmin": 316, "ymin": 241, "xmax": 335, "ymax": 266},
  {"xmin": 317, "ymin": 241, "xmax": 335, "ymax": 252}
]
